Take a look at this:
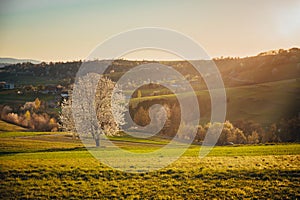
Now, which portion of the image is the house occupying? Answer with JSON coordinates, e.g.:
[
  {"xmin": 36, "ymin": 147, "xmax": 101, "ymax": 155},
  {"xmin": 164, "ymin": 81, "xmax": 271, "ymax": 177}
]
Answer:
[
  {"xmin": 4, "ymin": 82, "xmax": 14, "ymax": 90},
  {"xmin": 61, "ymin": 92, "xmax": 69, "ymax": 99}
]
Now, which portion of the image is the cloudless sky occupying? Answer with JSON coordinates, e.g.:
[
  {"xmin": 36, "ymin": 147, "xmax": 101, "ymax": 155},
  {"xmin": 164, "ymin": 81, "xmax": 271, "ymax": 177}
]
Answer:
[{"xmin": 0, "ymin": 0, "xmax": 300, "ymax": 61}]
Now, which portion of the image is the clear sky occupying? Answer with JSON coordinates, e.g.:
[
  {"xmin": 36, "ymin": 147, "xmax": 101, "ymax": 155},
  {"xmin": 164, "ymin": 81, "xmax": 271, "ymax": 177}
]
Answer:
[{"xmin": 0, "ymin": 0, "xmax": 300, "ymax": 61}]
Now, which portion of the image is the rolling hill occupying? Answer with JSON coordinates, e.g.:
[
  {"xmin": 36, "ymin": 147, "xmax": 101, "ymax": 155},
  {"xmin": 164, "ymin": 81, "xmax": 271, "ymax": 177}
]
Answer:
[
  {"xmin": 0, "ymin": 48, "xmax": 299, "ymax": 131},
  {"xmin": 0, "ymin": 57, "xmax": 41, "ymax": 65}
]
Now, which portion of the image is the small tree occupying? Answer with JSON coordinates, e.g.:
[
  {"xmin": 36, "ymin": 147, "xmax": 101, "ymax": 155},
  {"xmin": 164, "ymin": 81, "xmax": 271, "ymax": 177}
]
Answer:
[
  {"xmin": 24, "ymin": 110, "xmax": 31, "ymax": 121},
  {"xmin": 247, "ymin": 131, "xmax": 260, "ymax": 144},
  {"xmin": 277, "ymin": 117, "xmax": 300, "ymax": 142},
  {"xmin": 233, "ymin": 128, "xmax": 247, "ymax": 144},
  {"xmin": 34, "ymin": 98, "xmax": 41, "ymax": 110},
  {"xmin": 133, "ymin": 106, "xmax": 149, "ymax": 126},
  {"xmin": 262, "ymin": 123, "xmax": 279, "ymax": 143},
  {"xmin": 148, "ymin": 104, "xmax": 169, "ymax": 134},
  {"xmin": 137, "ymin": 90, "xmax": 142, "ymax": 98}
]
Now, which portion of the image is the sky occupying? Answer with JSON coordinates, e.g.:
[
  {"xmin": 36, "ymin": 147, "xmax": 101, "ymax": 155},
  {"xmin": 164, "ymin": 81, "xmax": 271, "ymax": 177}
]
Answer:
[{"xmin": 0, "ymin": 0, "xmax": 300, "ymax": 62}]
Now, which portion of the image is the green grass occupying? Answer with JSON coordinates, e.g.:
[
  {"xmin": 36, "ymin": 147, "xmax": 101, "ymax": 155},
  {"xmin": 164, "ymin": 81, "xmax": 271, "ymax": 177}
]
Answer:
[
  {"xmin": 0, "ymin": 74, "xmax": 62, "ymax": 86},
  {"xmin": 0, "ymin": 134, "xmax": 82, "ymax": 154},
  {"xmin": 0, "ymin": 132, "xmax": 299, "ymax": 199},
  {"xmin": 0, "ymin": 120, "xmax": 27, "ymax": 132},
  {"xmin": 107, "ymin": 134, "xmax": 170, "ymax": 145},
  {"xmin": 129, "ymin": 78, "xmax": 300, "ymax": 124},
  {"xmin": 0, "ymin": 131, "xmax": 64, "ymax": 138},
  {"xmin": 0, "ymin": 90, "xmax": 56, "ymax": 105}
]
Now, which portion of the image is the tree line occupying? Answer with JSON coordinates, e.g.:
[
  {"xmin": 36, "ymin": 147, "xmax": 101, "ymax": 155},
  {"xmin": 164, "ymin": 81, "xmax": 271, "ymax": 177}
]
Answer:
[
  {"xmin": 131, "ymin": 102, "xmax": 300, "ymax": 145},
  {"xmin": 0, "ymin": 98, "xmax": 58, "ymax": 131}
]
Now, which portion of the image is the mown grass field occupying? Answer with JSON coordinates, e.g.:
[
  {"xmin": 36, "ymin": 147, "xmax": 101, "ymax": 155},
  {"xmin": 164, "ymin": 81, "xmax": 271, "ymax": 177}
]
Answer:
[{"xmin": 0, "ymin": 131, "xmax": 299, "ymax": 199}]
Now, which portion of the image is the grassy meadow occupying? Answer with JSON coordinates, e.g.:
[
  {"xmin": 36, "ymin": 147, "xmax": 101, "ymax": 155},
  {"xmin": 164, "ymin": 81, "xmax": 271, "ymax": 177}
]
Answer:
[
  {"xmin": 130, "ymin": 78, "xmax": 300, "ymax": 124},
  {"xmin": 0, "ymin": 129, "xmax": 299, "ymax": 199}
]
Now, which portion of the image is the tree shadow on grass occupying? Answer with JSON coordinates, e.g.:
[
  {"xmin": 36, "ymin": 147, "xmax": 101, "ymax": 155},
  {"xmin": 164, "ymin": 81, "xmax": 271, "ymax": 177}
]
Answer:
[{"xmin": 0, "ymin": 146, "xmax": 87, "ymax": 156}]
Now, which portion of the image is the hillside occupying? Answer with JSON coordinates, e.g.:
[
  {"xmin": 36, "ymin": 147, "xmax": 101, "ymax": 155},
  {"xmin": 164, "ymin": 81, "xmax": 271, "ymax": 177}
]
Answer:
[
  {"xmin": 0, "ymin": 120, "xmax": 27, "ymax": 132},
  {"xmin": 0, "ymin": 48, "xmax": 299, "ymax": 88},
  {"xmin": 216, "ymin": 48, "xmax": 300, "ymax": 87},
  {"xmin": 0, "ymin": 48, "xmax": 299, "ymax": 132},
  {"xmin": 0, "ymin": 57, "xmax": 41, "ymax": 65},
  {"xmin": 128, "ymin": 78, "xmax": 300, "ymax": 125}
]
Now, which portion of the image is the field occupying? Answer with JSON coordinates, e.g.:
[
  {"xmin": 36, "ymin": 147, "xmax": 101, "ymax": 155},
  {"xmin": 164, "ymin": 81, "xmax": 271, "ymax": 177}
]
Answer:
[
  {"xmin": 0, "ymin": 131, "xmax": 299, "ymax": 199},
  {"xmin": 129, "ymin": 78, "xmax": 300, "ymax": 124},
  {"xmin": 0, "ymin": 90, "xmax": 55, "ymax": 105}
]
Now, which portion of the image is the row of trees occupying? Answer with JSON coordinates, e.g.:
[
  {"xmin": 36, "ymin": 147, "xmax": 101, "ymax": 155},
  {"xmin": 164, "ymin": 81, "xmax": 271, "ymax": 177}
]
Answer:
[
  {"xmin": 197, "ymin": 117, "xmax": 299, "ymax": 145},
  {"xmin": 195, "ymin": 121, "xmax": 260, "ymax": 145},
  {"xmin": 191, "ymin": 118, "xmax": 299, "ymax": 145},
  {"xmin": 0, "ymin": 98, "xmax": 58, "ymax": 131},
  {"xmin": 131, "ymin": 103, "xmax": 300, "ymax": 145}
]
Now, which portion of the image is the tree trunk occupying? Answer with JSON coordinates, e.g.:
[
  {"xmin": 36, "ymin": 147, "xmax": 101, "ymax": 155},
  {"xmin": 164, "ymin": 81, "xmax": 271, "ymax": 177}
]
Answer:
[{"xmin": 95, "ymin": 138, "xmax": 100, "ymax": 147}]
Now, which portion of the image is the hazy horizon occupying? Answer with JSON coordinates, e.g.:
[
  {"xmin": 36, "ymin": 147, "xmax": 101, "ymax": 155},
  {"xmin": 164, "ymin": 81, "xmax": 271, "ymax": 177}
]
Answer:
[{"xmin": 1, "ymin": 46, "xmax": 299, "ymax": 64}]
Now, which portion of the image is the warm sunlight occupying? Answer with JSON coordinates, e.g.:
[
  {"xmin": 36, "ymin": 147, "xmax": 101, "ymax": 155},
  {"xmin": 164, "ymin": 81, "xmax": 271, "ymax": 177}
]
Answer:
[{"xmin": 0, "ymin": 1, "xmax": 299, "ymax": 199}]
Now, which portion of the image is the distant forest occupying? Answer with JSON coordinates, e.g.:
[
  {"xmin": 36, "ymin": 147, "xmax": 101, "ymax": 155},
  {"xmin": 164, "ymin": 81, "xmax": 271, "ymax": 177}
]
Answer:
[{"xmin": 1, "ymin": 47, "xmax": 300, "ymax": 88}]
